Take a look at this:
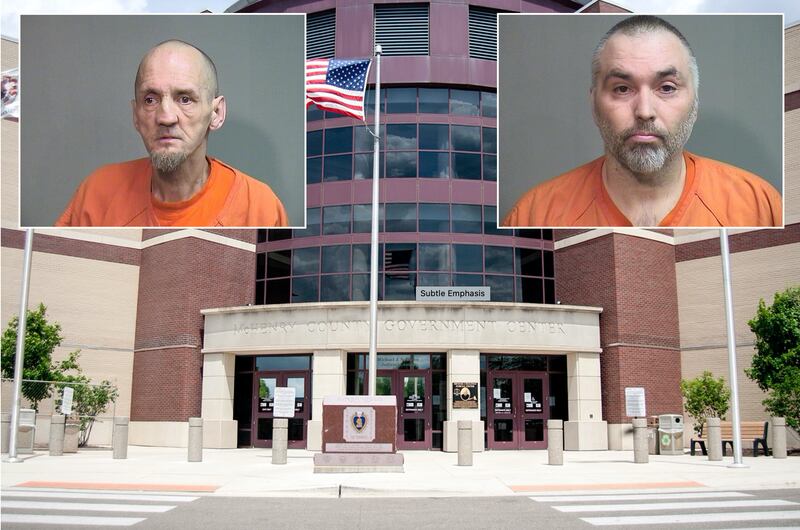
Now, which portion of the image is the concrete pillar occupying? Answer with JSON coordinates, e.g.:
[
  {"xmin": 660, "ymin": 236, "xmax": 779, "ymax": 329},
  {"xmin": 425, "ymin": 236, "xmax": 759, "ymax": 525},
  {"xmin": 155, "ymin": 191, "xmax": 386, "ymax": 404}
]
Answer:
[
  {"xmin": 707, "ymin": 417, "xmax": 722, "ymax": 461},
  {"xmin": 188, "ymin": 418, "xmax": 203, "ymax": 462},
  {"xmin": 565, "ymin": 352, "xmax": 608, "ymax": 450},
  {"xmin": 272, "ymin": 418, "xmax": 288, "ymax": 465},
  {"xmin": 113, "ymin": 417, "xmax": 129, "ymax": 460},
  {"xmin": 200, "ymin": 352, "xmax": 237, "ymax": 449},
  {"xmin": 632, "ymin": 418, "xmax": 648, "ymax": 464},
  {"xmin": 49, "ymin": 415, "xmax": 65, "ymax": 456},
  {"xmin": 1, "ymin": 412, "xmax": 9, "ymax": 453},
  {"xmin": 458, "ymin": 420, "xmax": 473, "ymax": 466},
  {"xmin": 772, "ymin": 417, "xmax": 787, "ymax": 459},
  {"xmin": 308, "ymin": 349, "xmax": 347, "ymax": 451},
  {"xmin": 444, "ymin": 350, "xmax": 483, "ymax": 452},
  {"xmin": 547, "ymin": 419, "xmax": 564, "ymax": 465}
]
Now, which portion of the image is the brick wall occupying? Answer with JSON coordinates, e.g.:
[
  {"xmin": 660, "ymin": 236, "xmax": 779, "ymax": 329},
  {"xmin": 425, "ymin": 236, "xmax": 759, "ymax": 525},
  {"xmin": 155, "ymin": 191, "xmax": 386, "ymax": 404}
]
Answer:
[
  {"xmin": 556, "ymin": 232, "xmax": 682, "ymax": 424},
  {"xmin": 131, "ymin": 235, "xmax": 256, "ymax": 421}
]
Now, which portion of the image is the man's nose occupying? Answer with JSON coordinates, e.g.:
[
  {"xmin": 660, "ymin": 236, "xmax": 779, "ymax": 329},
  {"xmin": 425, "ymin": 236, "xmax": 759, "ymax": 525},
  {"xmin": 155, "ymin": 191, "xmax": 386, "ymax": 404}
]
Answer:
[
  {"xmin": 156, "ymin": 99, "xmax": 179, "ymax": 126},
  {"xmin": 634, "ymin": 90, "xmax": 656, "ymax": 121}
]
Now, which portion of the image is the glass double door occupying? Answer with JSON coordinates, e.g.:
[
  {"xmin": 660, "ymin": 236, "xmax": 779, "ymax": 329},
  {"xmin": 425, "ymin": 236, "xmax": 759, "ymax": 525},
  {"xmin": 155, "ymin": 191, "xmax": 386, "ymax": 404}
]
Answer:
[
  {"xmin": 487, "ymin": 371, "xmax": 548, "ymax": 449},
  {"xmin": 251, "ymin": 370, "xmax": 309, "ymax": 448},
  {"xmin": 377, "ymin": 370, "xmax": 431, "ymax": 449}
]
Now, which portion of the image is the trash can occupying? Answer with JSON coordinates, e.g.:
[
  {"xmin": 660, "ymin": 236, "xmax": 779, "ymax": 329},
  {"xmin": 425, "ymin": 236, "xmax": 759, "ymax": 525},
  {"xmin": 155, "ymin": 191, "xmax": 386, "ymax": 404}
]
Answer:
[
  {"xmin": 658, "ymin": 414, "xmax": 684, "ymax": 455},
  {"xmin": 647, "ymin": 416, "xmax": 660, "ymax": 455}
]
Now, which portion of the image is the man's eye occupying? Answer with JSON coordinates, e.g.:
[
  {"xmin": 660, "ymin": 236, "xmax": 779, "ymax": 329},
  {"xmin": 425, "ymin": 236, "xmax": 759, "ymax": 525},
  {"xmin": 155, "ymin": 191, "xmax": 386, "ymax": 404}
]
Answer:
[
  {"xmin": 143, "ymin": 96, "xmax": 156, "ymax": 105},
  {"xmin": 613, "ymin": 86, "xmax": 630, "ymax": 95},
  {"xmin": 659, "ymin": 85, "xmax": 677, "ymax": 94},
  {"xmin": 179, "ymin": 96, "xmax": 192, "ymax": 104}
]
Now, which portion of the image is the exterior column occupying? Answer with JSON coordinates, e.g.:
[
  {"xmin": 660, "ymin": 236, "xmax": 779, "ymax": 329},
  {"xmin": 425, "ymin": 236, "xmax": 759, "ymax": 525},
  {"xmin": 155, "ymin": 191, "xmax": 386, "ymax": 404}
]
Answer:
[
  {"xmin": 200, "ymin": 352, "xmax": 237, "ymax": 448},
  {"xmin": 443, "ymin": 349, "xmax": 483, "ymax": 452},
  {"xmin": 307, "ymin": 349, "xmax": 346, "ymax": 451},
  {"xmin": 564, "ymin": 351, "xmax": 608, "ymax": 450}
]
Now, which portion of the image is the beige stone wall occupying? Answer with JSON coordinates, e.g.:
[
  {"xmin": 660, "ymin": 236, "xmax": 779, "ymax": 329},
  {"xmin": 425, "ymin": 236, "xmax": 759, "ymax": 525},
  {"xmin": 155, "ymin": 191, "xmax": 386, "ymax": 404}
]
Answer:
[
  {"xmin": 787, "ymin": 108, "xmax": 800, "ymax": 224},
  {"xmin": 2, "ymin": 38, "xmax": 19, "ymax": 229},
  {"xmin": 787, "ymin": 24, "xmax": 800, "ymax": 93},
  {"xmin": 677, "ymin": 243, "xmax": 800, "ymax": 422},
  {"xmin": 1, "ymin": 247, "xmax": 139, "ymax": 443}
]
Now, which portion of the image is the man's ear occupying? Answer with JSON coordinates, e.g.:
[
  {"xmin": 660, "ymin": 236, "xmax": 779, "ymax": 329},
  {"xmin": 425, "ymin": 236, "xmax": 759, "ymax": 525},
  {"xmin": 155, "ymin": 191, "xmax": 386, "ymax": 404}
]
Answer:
[
  {"xmin": 209, "ymin": 95, "xmax": 226, "ymax": 131},
  {"xmin": 589, "ymin": 87, "xmax": 598, "ymax": 125},
  {"xmin": 131, "ymin": 99, "xmax": 139, "ymax": 130}
]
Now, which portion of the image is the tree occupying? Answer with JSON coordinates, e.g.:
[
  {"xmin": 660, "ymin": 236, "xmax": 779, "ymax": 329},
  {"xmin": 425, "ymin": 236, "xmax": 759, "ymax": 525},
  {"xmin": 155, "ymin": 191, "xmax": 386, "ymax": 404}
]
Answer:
[
  {"xmin": 60, "ymin": 375, "xmax": 119, "ymax": 447},
  {"xmin": 0, "ymin": 304, "xmax": 78, "ymax": 410},
  {"xmin": 680, "ymin": 371, "xmax": 731, "ymax": 435},
  {"xmin": 747, "ymin": 286, "xmax": 800, "ymax": 429}
]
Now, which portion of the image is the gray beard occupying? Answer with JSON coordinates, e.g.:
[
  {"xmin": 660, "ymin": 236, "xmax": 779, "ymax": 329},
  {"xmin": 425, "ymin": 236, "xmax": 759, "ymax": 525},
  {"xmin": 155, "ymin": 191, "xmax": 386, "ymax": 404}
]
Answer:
[
  {"xmin": 597, "ymin": 100, "xmax": 697, "ymax": 184},
  {"xmin": 150, "ymin": 151, "xmax": 188, "ymax": 174}
]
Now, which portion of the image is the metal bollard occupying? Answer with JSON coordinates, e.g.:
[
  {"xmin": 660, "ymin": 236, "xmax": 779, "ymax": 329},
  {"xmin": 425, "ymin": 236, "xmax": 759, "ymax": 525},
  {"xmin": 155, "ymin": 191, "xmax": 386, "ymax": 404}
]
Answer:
[
  {"xmin": 772, "ymin": 417, "xmax": 787, "ymax": 459},
  {"xmin": 707, "ymin": 417, "xmax": 722, "ymax": 461},
  {"xmin": 272, "ymin": 418, "xmax": 288, "ymax": 465},
  {"xmin": 632, "ymin": 418, "xmax": 649, "ymax": 464},
  {"xmin": 49, "ymin": 415, "xmax": 65, "ymax": 456},
  {"xmin": 113, "ymin": 417, "xmax": 129, "ymax": 460},
  {"xmin": 188, "ymin": 417, "xmax": 203, "ymax": 462},
  {"xmin": 547, "ymin": 419, "xmax": 563, "ymax": 465},
  {"xmin": 457, "ymin": 420, "xmax": 472, "ymax": 466}
]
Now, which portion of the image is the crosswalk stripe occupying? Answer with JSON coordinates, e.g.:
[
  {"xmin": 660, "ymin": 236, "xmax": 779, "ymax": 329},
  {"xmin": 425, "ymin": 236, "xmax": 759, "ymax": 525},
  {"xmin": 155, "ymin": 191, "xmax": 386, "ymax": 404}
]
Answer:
[
  {"xmin": 582, "ymin": 510, "xmax": 800, "ymax": 526},
  {"xmin": 555, "ymin": 499, "xmax": 795, "ymax": 513},
  {"xmin": 2, "ymin": 490, "xmax": 199, "ymax": 502},
  {"xmin": 1, "ymin": 514, "xmax": 146, "ymax": 526},
  {"xmin": 1, "ymin": 500, "xmax": 177, "ymax": 513},
  {"xmin": 530, "ymin": 491, "xmax": 752, "ymax": 502}
]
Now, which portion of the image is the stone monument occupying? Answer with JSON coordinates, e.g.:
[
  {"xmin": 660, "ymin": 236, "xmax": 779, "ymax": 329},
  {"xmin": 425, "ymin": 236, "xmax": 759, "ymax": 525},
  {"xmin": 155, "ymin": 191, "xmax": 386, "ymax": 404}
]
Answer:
[{"xmin": 313, "ymin": 395, "xmax": 404, "ymax": 473}]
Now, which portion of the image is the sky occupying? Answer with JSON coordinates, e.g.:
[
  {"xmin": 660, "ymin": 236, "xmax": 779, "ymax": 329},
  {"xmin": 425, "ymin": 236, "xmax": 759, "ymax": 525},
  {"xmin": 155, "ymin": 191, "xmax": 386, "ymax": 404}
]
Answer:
[{"xmin": 2, "ymin": 0, "xmax": 799, "ymax": 40}]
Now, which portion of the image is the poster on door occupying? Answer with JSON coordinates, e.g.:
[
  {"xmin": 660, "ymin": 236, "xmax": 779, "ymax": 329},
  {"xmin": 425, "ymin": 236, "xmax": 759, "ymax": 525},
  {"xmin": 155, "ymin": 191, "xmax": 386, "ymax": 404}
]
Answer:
[
  {"xmin": 404, "ymin": 394, "xmax": 424, "ymax": 413},
  {"xmin": 493, "ymin": 388, "xmax": 512, "ymax": 413},
  {"xmin": 258, "ymin": 378, "xmax": 275, "ymax": 412},
  {"xmin": 524, "ymin": 391, "xmax": 543, "ymax": 413}
]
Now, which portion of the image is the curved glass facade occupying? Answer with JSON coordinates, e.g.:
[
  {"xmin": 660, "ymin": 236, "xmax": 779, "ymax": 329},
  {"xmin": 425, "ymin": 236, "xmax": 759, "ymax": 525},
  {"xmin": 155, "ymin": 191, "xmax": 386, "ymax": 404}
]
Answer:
[{"xmin": 256, "ymin": 89, "xmax": 555, "ymax": 304}]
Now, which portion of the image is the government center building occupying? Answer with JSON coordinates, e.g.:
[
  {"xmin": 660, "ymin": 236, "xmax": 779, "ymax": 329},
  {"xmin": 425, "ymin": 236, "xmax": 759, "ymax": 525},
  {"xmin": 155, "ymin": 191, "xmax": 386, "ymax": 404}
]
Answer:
[{"xmin": 1, "ymin": 0, "xmax": 799, "ymax": 453}]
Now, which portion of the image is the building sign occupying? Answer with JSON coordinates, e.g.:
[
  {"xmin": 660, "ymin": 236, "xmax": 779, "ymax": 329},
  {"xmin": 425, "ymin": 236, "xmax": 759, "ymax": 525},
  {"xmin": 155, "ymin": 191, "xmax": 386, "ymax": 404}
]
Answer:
[
  {"xmin": 416, "ymin": 286, "xmax": 490, "ymax": 301},
  {"xmin": 343, "ymin": 406, "xmax": 376, "ymax": 442},
  {"xmin": 452, "ymin": 382, "xmax": 478, "ymax": 409},
  {"xmin": 61, "ymin": 386, "xmax": 74, "ymax": 415},
  {"xmin": 625, "ymin": 387, "xmax": 646, "ymax": 417},
  {"xmin": 273, "ymin": 386, "xmax": 296, "ymax": 418},
  {"xmin": 524, "ymin": 391, "xmax": 543, "ymax": 413}
]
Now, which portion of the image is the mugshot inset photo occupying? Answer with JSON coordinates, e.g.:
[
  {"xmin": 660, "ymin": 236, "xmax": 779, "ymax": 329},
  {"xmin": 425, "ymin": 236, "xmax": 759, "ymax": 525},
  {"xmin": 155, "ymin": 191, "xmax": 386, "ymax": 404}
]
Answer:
[
  {"xmin": 498, "ymin": 14, "xmax": 784, "ymax": 228},
  {"xmin": 20, "ymin": 14, "xmax": 306, "ymax": 228}
]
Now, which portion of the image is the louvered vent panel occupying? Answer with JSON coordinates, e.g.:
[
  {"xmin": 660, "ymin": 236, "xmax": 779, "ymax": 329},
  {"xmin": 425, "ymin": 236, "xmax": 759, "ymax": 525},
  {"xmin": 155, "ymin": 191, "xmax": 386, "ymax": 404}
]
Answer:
[
  {"xmin": 469, "ymin": 6, "xmax": 497, "ymax": 60},
  {"xmin": 374, "ymin": 4, "xmax": 429, "ymax": 56},
  {"xmin": 307, "ymin": 10, "xmax": 336, "ymax": 59}
]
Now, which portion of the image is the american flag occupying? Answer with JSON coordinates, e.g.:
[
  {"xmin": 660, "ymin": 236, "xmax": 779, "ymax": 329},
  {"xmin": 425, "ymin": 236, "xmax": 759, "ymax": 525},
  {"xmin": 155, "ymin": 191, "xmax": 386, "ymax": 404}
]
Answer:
[{"xmin": 306, "ymin": 58, "xmax": 371, "ymax": 121}]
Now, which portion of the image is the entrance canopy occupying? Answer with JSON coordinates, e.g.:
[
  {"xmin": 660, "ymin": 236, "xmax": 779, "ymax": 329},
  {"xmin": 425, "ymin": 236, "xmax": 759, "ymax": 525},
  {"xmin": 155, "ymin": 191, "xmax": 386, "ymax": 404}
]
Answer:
[{"xmin": 201, "ymin": 301, "xmax": 601, "ymax": 354}]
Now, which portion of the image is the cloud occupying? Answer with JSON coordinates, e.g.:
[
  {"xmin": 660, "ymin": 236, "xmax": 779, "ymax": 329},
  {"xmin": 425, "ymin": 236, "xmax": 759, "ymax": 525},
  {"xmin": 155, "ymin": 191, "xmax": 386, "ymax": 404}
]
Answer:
[{"xmin": 1, "ymin": 0, "xmax": 148, "ymax": 40}]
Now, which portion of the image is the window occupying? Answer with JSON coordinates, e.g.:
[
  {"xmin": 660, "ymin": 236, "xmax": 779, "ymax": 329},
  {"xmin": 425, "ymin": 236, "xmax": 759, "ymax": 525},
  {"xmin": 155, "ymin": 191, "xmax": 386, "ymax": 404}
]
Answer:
[
  {"xmin": 386, "ymin": 124, "xmax": 417, "ymax": 150},
  {"xmin": 307, "ymin": 130, "xmax": 323, "ymax": 156},
  {"xmin": 419, "ymin": 124, "xmax": 449, "ymax": 150},
  {"xmin": 385, "ymin": 203, "xmax": 417, "ymax": 231},
  {"xmin": 322, "ymin": 245, "xmax": 351, "ymax": 273},
  {"xmin": 323, "ymin": 154, "xmax": 352, "ymax": 182},
  {"xmin": 469, "ymin": 6, "xmax": 498, "ymax": 60},
  {"xmin": 267, "ymin": 250, "xmax": 291, "ymax": 278},
  {"xmin": 374, "ymin": 4, "xmax": 429, "ymax": 56},
  {"xmin": 386, "ymin": 88, "xmax": 417, "ymax": 114},
  {"xmin": 419, "ymin": 152, "xmax": 449, "ymax": 178},
  {"xmin": 419, "ymin": 243, "xmax": 449, "ymax": 271},
  {"xmin": 293, "ymin": 247, "xmax": 320, "ymax": 275},
  {"xmin": 451, "ymin": 125, "xmax": 481, "ymax": 152},
  {"xmin": 452, "ymin": 152, "xmax": 481, "ymax": 179},
  {"xmin": 450, "ymin": 89, "xmax": 480, "ymax": 115},
  {"xmin": 386, "ymin": 152, "xmax": 416, "ymax": 178},
  {"xmin": 481, "ymin": 91, "xmax": 497, "ymax": 118},
  {"xmin": 419, "ymin": 203, "xmax": 450, "ymax": 232},
  {"xmin": 453, "ymin": 244, "xmax": 483, "ymax": 272},
  {"xmin": 295, "ymin": 207, "xmax": 320, "ymax": 237},
  {"xmin": 321, "ymin": 274, "xmax": 350, "ymax": 301},
  {"xmin": 485, "ymin": 245, "xmax": 513, "ymax": 274},
  {"xmin": 419, "ymin": 88, "xmax": 448, "ymax": 113},
  {"xmin": 307, "ymin": 10, "xmax": 335, "ymax": 59},
  {"xmin": 307, "ymin": 157, "xmax": 322, "ymax": 184},
  {"xmin": 516, "ymin": 248, "xmax": 542, "ymax": 277},
  {"xmin": 452, "ymin": 204, "xmax": 482, "ymax": 233},
  {"xmin": 322, "ymin": 205, "xmax": 351, "ymax": 234},
  {"xmin": 324, "ymin": 127, "xmax": 353, "ymax": 154},
  {"xmin": 292, "ymin": 276, "xmax": 319, "ymax": 303}
]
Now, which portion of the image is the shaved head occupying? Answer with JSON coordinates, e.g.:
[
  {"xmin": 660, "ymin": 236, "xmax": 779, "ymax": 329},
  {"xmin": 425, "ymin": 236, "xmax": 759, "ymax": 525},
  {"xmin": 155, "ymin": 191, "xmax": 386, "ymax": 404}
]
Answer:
[{"xmin": 135, "ymin": 40, "xmax": 219, "ymax": 101}]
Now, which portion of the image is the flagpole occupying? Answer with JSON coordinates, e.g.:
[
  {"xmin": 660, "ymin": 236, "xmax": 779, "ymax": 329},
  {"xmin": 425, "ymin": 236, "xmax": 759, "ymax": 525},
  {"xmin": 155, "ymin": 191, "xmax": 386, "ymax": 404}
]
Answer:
[
  {"xmin": 368, "ymin": 45, "xmax": 382, "ymax": 396},
  {"xmin": 5, "ymin": 229, "xmax": 34, "ymax": 463},
  {"xmin": 720, "ymin": 228, "xmax": 746, "ymax": 467}
]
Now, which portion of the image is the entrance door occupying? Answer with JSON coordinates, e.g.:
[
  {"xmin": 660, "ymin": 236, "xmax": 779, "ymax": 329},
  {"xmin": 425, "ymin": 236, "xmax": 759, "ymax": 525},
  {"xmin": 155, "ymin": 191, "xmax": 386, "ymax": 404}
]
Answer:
[
  {"xmin": 377, "ymin": 370, "xmax": 431, "ymax": 449},
  {"xmin": 487, "ymin": 371, "xmax": 548, "ymax": 449},
  {"xmin": 252, "ymin": 371, "xmax": 309, "ymax": 448}
]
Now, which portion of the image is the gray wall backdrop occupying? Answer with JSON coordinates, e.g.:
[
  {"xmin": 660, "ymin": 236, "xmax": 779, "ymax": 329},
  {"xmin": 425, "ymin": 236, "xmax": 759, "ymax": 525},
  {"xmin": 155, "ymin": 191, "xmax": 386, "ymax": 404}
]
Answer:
[
  {"xmin": 21, "ymin": 14, "xmax": 306, "ymax": 227},
  {"xmin": 498, "ymin": 14, "xmax": 784, "ymax": 223}
]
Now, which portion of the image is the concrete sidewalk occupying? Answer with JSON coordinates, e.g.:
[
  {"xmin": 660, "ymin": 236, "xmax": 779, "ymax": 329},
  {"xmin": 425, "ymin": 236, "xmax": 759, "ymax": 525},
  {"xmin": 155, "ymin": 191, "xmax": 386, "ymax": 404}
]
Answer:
[{"xmin": 1, "ymin": 447, "xmax": 798, "ymax": 497}]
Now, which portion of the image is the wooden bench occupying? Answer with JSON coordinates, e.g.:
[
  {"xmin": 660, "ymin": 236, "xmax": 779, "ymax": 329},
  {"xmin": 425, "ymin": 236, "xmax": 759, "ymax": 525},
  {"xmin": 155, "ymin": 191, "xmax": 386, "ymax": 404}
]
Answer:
[{"xmin": 690, "ymin": 421, "xmax": 769, "ymax": 456}]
